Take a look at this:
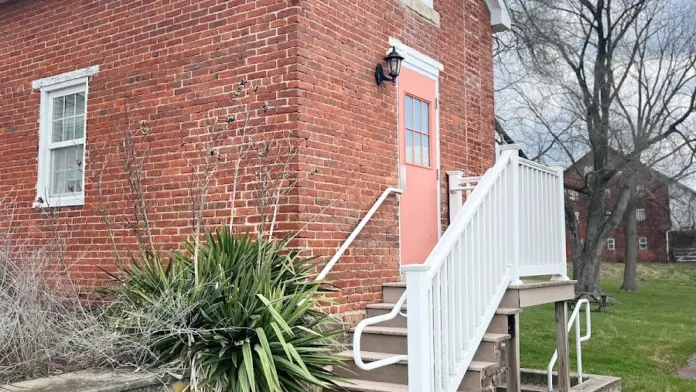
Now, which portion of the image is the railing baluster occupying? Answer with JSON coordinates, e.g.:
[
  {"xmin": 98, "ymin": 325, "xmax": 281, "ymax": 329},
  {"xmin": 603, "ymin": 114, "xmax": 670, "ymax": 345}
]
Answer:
[{"xmin": 433, "ymin": 274, "xmax": 442, "ymax": 391}]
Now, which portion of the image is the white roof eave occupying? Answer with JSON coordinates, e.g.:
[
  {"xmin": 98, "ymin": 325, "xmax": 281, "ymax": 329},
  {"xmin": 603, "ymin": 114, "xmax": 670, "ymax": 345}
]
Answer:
[{"xmin": 485, "ymin": 0, "xmax": 512, "ymax": 33}]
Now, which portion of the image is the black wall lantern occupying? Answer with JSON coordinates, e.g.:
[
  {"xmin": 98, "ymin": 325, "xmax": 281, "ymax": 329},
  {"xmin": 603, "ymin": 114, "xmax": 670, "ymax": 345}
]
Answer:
[{"xmin": 375, "ymin": 46, "xmax": 405, "ymax": 86}]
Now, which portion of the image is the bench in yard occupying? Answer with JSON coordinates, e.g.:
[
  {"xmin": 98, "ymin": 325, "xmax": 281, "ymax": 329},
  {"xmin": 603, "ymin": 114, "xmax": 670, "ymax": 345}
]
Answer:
[{"xmin": 571, "ymin": 292, "xmax": 614, "ymax": 312}]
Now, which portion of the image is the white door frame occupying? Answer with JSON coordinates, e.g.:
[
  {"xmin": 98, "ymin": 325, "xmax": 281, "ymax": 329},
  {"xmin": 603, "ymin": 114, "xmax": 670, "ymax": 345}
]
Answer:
[{"xmin": 389, "ymin": 38, "xmax": 445, "ymax": 269}]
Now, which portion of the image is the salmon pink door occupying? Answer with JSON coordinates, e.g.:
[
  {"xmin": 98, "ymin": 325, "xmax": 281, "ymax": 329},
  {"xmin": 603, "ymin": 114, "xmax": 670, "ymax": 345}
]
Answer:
[{"xmin": 399, "ymin": 67, "xmax": 439, "ymax": 265}]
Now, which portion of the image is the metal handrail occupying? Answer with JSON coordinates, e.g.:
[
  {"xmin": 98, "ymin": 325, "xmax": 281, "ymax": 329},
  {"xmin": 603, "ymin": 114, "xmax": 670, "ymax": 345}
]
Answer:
[
  {"xmin": 547, "ymin": 299, "xmax": 592, "ymax": 392},
  {"xmin": 315, "ymin": 187, "xmax": 403, "ymax": 282},
  {"xmin": 353, "ymin": 291, "xmax": 409, "ymax": 370}
]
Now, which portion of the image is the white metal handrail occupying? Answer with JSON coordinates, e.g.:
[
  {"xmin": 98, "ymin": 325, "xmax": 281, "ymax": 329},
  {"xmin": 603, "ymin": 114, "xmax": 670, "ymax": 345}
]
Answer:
[
  {"xmin": 353, "ymin": 290, "xmax": 409, "ymax": 370},
  {"xmin": 315, "ymin": 187, "xmax": 403, "ymax": 282},
  {"xmin": 547, "ymin": 299, "xmax": 592, "ymax": 392}
]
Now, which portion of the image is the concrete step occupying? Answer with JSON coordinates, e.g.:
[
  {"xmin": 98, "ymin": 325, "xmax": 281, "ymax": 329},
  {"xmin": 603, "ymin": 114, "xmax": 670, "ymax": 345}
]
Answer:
[
  {"xmin": 335, "ymin": 350, "xmax": 498, "ymax": 390},
  {"xmin": 366, "ymin": 302, "xmax": 519, "ymax": 332},
  {"xmin": 331, "ymin": 379, "xmax": 408, "ymax": 392},
  {"xmin": 349, "ymin": 325, "xmax": 509, "ymax": 360},
  {"xmin": 382, "ymin": 282, "xmax": 406, "ymax": 303},
  {"xmin": 496, "ymin": 384, "xmax": 546, "ymax": 392}
]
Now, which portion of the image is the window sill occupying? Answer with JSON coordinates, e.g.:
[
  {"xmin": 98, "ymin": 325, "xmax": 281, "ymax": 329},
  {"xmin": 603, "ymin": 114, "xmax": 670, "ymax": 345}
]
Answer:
[
  {"xmin": 399, "ymin": 0, "xmax": 441, "ymax": 28},
  {"xmin": 34, "ymin": 195, "xmax": 84, "ymax": 209}
]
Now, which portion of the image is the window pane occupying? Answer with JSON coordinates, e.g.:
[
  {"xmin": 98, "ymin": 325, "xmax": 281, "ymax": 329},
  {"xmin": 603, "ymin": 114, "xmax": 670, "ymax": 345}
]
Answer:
[
  {"xmin": 51, "ymin": 148, "xmax": 67, "ymax": 195},
  {"xmin": 52, "ymin": 120, "xmax": 64, "ymax": 142},
  {"xmin": 422, "ymin": 102, "xmax": 429, "ymax": 134},
  {"xmin": 414, "ymin": 99, "xmax": 421, "ymax": 131},
  {"xmin": 405, "ymin": 96, "xmax": 413, "ymax": 129},
  {"xmin": 74, "ymin": 115, "xmax": 85, "ymax": 139},
  {"xmin": 76, "ymin": 92, "xmax": 86, "ymax": 115},
  {"xmin": 50, "ymin": 145, "xmax": 83, "ymax": 195},
  {"xmin": 405, "ymin": 130, "xmax": 413, "ymax": 164},
  {"xmin": 414, "ymin": 132, "xmax": 422, "ymax": 164},
  {"xmin": 64, "ymin": 94, "xmax": 76, "ymax": 117},
  {"xmin": 63, "ymin": 117, "xmax": 75, "ymax": 140},
  {"xmin": 423, "ymin": 135, "xmax": 430, "ymax": 166},
  {"xmin": 53, "ymin": 97, "xmax": 65, "ymax": 119}
]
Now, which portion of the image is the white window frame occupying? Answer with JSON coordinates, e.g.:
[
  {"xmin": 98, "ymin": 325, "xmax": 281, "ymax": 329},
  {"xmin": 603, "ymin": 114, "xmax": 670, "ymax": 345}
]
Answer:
[
  {"xmin": 34, "ymin": 66, "xmax": 98, "ymax": 208},
  {"xmin": 639, "ymin": 236, "xmax": 648, "ymax": 250},
  {"xmin": 568, "ymin": 189, "xmax": 579, "ymax": 201},
  {"xmin": 607, "ymin": 237, "xmax": 615, "ymax": 250},
  {"xmin": 636, "ymin": 208, "xmax": 646, "ymax": 221}
]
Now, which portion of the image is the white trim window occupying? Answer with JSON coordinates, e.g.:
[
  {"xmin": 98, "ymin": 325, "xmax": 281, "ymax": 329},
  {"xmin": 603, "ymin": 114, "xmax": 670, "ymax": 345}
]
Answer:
[
  {"xmin": 34, "ymin": 66, "xmax": 98, "ymax": 207},
  {"xmin": 607, "ymin": 237, "xmax": 615, "ymax": 250},
  {"xmin": 639, "ymin": 236, "xmax": 648, "ymax": 250},
  {"xmin": 636, "ymin": 208, "xmax": 646, "ymax": 221},
  {"xmin": 568, "ymin": 189, "xmax": 579, "ymax": 201}
]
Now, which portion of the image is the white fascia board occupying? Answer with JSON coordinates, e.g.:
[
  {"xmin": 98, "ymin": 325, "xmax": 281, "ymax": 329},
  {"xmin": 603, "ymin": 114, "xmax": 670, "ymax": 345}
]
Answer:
[{"xmin": 485, "ymin": 0, "xmax": 512, "ymax": 33}]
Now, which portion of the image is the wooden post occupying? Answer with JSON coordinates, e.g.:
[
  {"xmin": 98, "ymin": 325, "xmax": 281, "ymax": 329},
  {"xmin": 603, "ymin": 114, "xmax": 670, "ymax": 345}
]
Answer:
[
  {"xmin": 507, "ymin": 313, "xmax": 521, "ymax": 392},
  {"xmin": 555, "ymin": 301, "xmax": 571, "ymax": 392}
]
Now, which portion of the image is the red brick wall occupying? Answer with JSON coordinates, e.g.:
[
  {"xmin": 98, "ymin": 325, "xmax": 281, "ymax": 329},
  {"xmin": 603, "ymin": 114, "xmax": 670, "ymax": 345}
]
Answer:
[
  {"xmin": 0, "ymin": 0, "xmax": 496, "ymax": 319},
  {"xmin": 0, "ymin": 0, "xmax": 305, "ymax": 283},
  {"xmin": 293, "ymin": 0, "xmax": 495, "ymax": 319}
]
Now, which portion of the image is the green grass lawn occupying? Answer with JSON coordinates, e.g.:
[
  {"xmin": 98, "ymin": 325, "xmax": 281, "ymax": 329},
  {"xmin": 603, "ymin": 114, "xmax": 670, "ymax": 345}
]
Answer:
[{"xmin": 520, "ymin": 263, "xmax": 696, "ymax": 392}]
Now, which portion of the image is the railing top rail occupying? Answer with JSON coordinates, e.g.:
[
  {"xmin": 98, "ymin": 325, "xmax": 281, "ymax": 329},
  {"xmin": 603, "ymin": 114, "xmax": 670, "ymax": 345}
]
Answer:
[
  {"xmin": 519, "ymin": 158, "xmax": 559, "ymax": 175},
  {"xmin": 404, "ymin": 150, "xmax": 516, "ymax": 280},
  {"xmin": 316, "ymin": 187, "xmax": 402, "ymax": 282}
]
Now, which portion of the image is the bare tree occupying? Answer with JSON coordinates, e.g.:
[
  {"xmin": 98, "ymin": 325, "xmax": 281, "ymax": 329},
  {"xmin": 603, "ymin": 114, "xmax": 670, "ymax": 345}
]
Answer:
[{"xmin": 496, "ymin": 0, "xmax": 696, "ymax": 292}]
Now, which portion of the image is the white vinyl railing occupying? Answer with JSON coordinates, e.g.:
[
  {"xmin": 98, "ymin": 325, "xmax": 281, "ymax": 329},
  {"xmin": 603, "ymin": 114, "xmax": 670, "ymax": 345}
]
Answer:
[
  {"xmin": 316, "ymin": 187, "xmax": 402, "ymax": 282},
  {"xmin": 403, "ymin": 148, "xmax": 517, "ymax": 392},
  {"xmin": 517, "ymin": 159, "xmax": 568, "ymax": 281},
  {"xmin": 403, "ymin": 145, "xmax": 567, "ymax": 392},
  {"xmin": 547, "ymin": 299, "xmax": 592, "ymax": 392},
  {"xmin": 351, "ymin": 145, "xmax": 568, "ymax": 392}
]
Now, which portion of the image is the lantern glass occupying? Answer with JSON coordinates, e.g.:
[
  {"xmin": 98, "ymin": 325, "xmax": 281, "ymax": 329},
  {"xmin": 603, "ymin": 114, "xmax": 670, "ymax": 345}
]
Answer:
[{"xmin": 385, "ymin": 47, "xmax": 404, "ymax": 79}]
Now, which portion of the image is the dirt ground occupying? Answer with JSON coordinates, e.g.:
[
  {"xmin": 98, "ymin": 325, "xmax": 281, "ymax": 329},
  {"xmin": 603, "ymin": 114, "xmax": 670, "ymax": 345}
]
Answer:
[{"xmin": 677, "ymin": 355, "xmax": 696, "ymax": 379}]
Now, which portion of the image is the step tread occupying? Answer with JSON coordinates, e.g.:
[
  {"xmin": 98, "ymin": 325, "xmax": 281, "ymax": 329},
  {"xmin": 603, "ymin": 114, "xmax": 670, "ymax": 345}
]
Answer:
[
  {"xmin": 495, "ymin": 307, "xmax": 522, "ymax": 315},
  {"xmin": 368, "ymin": 302, "xmax": 521, "ymax": 316},
  {"xmin": 350, "ymin": 326, "xmax": 406, "ymax": 336},
  {"xmin": 338, "ymin": 350, "xmax": 497, "ymax": 372},
  {"xmin": 382, "ymin": 282, "xmax": 406, "ymax": 288},
  {"xmin": 333, "ymin": 379, "xmax": 408, "ymax": 392},
  {"xmin": 350, "ymin": 326, "xmax": 510, "ymax": 343}
]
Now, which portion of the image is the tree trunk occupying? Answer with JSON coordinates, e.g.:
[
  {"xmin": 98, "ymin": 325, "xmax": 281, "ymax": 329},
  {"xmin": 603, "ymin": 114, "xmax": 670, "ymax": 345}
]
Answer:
[
  {"xmin": 622, "ymin": 196, "xmax": 639, "ymax": 292},
  {"xmin": 574, "ymin": 245, "xmax": 603, "ymax": 293}
]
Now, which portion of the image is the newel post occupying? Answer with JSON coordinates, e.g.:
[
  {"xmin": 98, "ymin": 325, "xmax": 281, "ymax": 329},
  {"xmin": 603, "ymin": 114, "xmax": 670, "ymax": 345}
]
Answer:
[
  {"xmin": 548, "ymin": 162, "xmax": 570, "ymax": 281},
  {"xmin": 447, "ymin": 170, "xmax": 465, "ymax": 224},
  {"xmin": 500, "ymin": 144, "xmax": 523, "ymax": 285},
  {"xmin": 403, "ymin": 264, "xmax": 433, "ymax": 392}
]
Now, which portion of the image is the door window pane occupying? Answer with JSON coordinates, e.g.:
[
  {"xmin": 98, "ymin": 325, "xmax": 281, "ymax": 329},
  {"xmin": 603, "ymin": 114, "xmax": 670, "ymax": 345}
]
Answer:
[
  {"xmin": 423, "ymin": 135, "xmax": 430, "ymax": 166},
  {"xmin": 413, "ymin": 133, "xmax": 422, "ymax": 164},
  {"xmin": 404, "ymin": 95, "xmax": 431, "ymax": 167},
  {"xmin": 414, "ymin": 100, "xmax": 421, "ymax": 132},
  {"xmin": 405, "ymin": 130, "xmax": 414, "ymax": 164}
]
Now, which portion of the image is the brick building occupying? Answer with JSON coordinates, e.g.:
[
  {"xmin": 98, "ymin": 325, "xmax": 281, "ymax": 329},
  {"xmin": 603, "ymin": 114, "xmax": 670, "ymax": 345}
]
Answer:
[
  {"xmin": 564, "ymin": 151, "xmax": 696, "ymax": 263},
  {"xmin": 0, "ymin": 0, "xmax": 508, "ymax": 319}
]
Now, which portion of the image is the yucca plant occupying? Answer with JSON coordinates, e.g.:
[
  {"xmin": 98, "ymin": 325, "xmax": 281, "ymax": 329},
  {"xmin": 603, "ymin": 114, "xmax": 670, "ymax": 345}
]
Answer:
[{"xmin": 105, "ymin": 227, "xmax": 346, "ymax": 392}]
